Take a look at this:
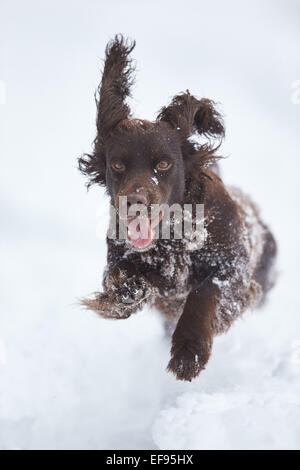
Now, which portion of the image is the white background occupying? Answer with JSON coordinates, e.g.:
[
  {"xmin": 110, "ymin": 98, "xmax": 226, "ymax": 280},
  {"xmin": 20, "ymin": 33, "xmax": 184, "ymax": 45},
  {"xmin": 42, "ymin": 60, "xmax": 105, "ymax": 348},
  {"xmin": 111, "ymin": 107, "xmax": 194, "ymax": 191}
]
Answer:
[{"xmin": 0, "ymin": 0, "xmax": 300, "ymax": 450}]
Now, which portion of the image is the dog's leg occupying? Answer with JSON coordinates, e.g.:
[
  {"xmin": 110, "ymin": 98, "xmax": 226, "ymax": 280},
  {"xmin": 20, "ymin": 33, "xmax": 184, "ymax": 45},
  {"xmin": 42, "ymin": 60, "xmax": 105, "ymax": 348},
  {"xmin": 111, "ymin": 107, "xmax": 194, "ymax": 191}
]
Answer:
[
  {"xmin": 81, "ymin": 260, "xmax": 156, "ymax": 319},
  {"xmin": 167, "ymin": 281, "xmax": 219, "ymax": 381}
]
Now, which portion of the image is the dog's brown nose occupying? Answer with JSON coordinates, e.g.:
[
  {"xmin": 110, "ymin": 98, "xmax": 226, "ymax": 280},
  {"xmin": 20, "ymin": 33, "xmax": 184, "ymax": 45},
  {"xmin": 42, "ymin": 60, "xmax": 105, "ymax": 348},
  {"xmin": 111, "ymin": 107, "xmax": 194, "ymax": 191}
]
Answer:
[{"xmin": 127, "ymin": 192, "xmax": 148, "ymax": 207}]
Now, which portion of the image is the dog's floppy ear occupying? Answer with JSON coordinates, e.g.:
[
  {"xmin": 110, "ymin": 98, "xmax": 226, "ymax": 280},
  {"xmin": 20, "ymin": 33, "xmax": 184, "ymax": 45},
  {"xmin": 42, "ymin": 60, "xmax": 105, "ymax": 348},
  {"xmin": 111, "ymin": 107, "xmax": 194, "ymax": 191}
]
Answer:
[
  {"xmin": 96, "ymin": 34, "xmax": 136, "ymax": 140},
  {"xmin": 79, "ymin": 35, "xmax": 136, "ymax": 187},
  {"xmin": 157, "ymin": 91, "xmax": 224, "ymax": 141}
]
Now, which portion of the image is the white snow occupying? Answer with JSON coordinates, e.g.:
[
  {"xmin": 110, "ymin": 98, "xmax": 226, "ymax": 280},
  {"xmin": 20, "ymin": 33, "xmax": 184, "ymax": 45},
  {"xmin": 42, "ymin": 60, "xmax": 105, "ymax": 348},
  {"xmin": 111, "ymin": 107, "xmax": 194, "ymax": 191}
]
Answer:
[{"xmin": 0, "ymin": 0, "xmax": 300, "ymax": 451}]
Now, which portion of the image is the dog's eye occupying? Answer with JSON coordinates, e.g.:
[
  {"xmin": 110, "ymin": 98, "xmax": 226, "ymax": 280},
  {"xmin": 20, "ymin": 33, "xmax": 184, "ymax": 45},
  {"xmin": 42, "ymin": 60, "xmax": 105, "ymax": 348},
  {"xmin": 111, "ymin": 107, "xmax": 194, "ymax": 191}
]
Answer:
[
  {"xmin": 156, "ymin": 161, "xmax": 172, "ymax": 171},
  {"xmin": 112, "ymin": 161, "xmax": 125, "ymax": 172}
]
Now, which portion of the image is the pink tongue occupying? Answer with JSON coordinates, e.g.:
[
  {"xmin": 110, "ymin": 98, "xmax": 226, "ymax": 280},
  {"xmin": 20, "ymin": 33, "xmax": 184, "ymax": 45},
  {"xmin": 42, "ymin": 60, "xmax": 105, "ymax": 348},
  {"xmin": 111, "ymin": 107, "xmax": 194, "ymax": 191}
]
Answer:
[{"xmin": 128, "ymin": 217, "xmax": 153, "ymax": 249}]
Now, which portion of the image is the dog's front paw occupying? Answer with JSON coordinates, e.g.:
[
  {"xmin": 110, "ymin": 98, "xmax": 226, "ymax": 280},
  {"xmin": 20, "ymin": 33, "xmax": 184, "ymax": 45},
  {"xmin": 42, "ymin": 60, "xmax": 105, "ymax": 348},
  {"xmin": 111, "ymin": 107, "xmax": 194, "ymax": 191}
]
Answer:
[
  {"xmin": 167, "ymin": 341, "xmax": 212, "ymax": 382},
  {"xmin": 115, "ymin": 276, "xmax": 152, "ymax": 307},
  {"xmin": 81, "ymin": 272, "xmax": 154, "ymax": 319}
]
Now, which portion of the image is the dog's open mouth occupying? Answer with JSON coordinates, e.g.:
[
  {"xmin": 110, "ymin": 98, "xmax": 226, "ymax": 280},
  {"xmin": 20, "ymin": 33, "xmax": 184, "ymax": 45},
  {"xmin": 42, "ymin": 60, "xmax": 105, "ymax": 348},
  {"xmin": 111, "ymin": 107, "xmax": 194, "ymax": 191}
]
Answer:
[{"xmin": 125, "ymin": 212, "xmax": 163, "ymax": 250}]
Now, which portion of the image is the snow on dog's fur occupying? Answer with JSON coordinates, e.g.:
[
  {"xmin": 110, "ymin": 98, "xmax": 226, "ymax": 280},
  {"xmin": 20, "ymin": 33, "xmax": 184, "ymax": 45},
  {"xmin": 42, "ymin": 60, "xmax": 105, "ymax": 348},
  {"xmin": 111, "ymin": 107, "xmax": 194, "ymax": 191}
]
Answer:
[{"xmin": 78, "ymin": 35, "xmax": 277, "ymax": 381}]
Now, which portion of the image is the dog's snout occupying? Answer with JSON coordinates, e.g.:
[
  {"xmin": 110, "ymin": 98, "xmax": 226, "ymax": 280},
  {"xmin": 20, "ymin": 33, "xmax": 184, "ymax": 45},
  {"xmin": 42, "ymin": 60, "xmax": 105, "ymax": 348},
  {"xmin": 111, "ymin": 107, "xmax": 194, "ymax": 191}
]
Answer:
[{"xmin": 127, "ymin": 192, "xmax": 148, "ymax": 207}]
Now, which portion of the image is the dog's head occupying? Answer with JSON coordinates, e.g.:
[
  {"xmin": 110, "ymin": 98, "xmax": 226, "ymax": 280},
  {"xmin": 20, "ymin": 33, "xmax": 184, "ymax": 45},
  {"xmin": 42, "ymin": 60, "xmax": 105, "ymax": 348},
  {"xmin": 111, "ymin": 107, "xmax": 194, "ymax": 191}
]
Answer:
[{"xmin": 79, "ymin": 35, "xmax": 225, "ymax": 250}]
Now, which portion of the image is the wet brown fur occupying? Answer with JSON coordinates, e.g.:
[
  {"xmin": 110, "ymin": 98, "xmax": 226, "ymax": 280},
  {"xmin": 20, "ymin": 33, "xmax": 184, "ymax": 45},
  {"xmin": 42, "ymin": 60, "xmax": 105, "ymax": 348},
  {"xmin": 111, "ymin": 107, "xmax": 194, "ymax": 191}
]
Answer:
[{"xmin": 78, "ymin": 35, "xmax": 277, "ymax": 381}]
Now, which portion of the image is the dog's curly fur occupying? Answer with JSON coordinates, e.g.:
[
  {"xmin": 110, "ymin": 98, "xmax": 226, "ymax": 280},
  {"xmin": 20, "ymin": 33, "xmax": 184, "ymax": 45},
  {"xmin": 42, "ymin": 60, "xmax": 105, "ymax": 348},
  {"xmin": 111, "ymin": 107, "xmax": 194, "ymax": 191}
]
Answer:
[{"xmin": 79, "ymin": 35, "xmax": 277, "ymax": 381}]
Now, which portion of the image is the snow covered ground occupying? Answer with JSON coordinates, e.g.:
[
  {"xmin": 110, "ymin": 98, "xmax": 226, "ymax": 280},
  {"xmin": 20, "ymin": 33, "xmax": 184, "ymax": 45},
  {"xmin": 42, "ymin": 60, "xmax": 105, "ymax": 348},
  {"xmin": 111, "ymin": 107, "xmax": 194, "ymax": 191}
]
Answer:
[{"xmin": 0, "ymin": 0, "xmax": 300, "ymax": 450}]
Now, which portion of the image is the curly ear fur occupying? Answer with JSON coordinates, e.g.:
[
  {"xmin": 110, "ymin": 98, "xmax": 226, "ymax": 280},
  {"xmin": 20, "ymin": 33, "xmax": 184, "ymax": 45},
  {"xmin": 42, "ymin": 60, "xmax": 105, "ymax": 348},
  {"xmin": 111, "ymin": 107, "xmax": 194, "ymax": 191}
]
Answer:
[
  {"xmin": 79, "ymin": 39, "xmax": 225, "ymax": 187},
  {"xmin": 78, "ymin": 34, "xmax": 136, "ymax": 187},
  {"xmin": 157, "ymin": 91, "xmax": 224, "ymax": 140},
  {"xmin": 96, "ymin": 34, "xmax": 136, "ymax": 139},
  {"xmin": 157, "ymin": 91, "xmax": 225, "ymax": 171}
]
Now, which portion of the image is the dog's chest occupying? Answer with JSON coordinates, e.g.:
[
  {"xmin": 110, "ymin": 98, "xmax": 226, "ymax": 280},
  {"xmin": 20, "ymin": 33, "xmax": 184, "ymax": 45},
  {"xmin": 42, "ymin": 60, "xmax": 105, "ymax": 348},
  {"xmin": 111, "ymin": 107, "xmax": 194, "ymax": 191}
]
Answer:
[{"xmin": 126, "ymin": 242, "xmax": 192, "ymax": 297}]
